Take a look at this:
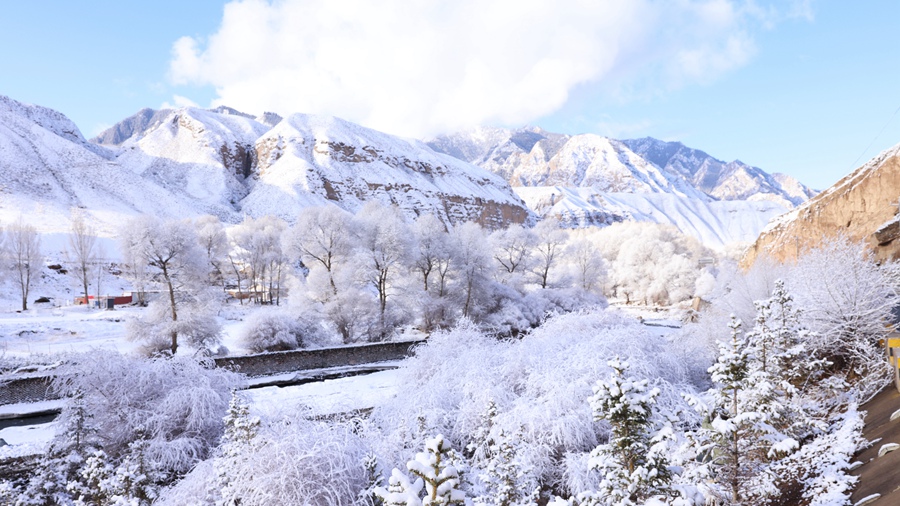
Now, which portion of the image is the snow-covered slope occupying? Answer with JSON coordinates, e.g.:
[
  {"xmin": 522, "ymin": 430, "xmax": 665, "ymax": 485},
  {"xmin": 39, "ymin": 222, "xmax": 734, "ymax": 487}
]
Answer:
[
  {"xmin": 0, "ymin": 96, "xmax": 216, "ymax": 235},
  {"xmin": 0, "ymin": 95, "xmax": 531, "ymax": 236},
  {"xmin": 517, "ymin": 186, "xmax": 788, "ymax": 250}
]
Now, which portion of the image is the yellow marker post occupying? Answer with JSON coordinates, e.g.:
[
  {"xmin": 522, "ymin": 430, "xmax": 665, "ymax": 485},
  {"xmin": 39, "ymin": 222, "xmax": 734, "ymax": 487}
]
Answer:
[{"xmin": 888, "ymin": 335, "xmax": 900, "ymax": 393}]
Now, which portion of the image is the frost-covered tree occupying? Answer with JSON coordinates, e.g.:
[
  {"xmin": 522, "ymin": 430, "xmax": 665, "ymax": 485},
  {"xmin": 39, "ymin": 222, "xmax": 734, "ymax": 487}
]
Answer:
[
  {"xmin": 230, "ymin": 215, "xmax": 288, "ymax": 305},
  {"xmin": 353, "ymin": 202, "xmax": 413, "ymax": 336},
  {"xmin": 596, "ymin": 222, "xmax": 707, "ymax": 305},
  {"xmin": 7, "ymin": 218, "xmax": 42, "ymax": 311},
  {"xmin": 451, "ymin": 222, "xmax": 493, "ymax": 319},
  {"xmin": 578, "ymin": 358, "xmax": 672, "ymax": 506},
  {"xmin": 491, "ymin": 224, "xmax": 536, "ymax": 289},
  {"xmin": 66, "ymin": 213, "xmax": 98, "ymax": 306},
  {"xmin": 412, "ymin": 214, "xmax": 455, "ymax": 331},
  {"xmin": 375, "ymin": 435, "xmax": 467, "ymax": 506},
  {"xmin": 17, "ymin": 393, "xmax": 100, "ymax": 504},
  {"xmin": 122, "ymin": 216, "xmax": 218, "ymax": 355},
  {"xmin": 467, "ymin": 401, "xmax": 539, "ymax": 506},
  {"xmin": 195, "ymin": 214, "xmax": 228, "ymax": 289},
  {"xmin": 789, "ymin": 237, "xmax": 895, "ymax": 398},
  {"xmin": 119, "ymin": 226, "xmax": 151, "ymax": 307},
  {"xmin": 217, "ymin": 392, "xmax": 260, "ymax": 505},
  {"xmin": 285, "ymin": 205, "xmax": 355, "ymax": 295},
  {"xmin": 531, "ymin": 217, "xmax": 568, "ymax": 289},
  {"xmin": 564, "ymin": 237, "xmax": 606, "ymax": 293}
]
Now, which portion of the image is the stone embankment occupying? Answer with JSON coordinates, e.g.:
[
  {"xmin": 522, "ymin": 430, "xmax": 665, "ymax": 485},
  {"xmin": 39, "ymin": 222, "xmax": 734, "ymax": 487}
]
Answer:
[{"xmin": 0, "ymin": 339, "xmax": 423, "ymax": 406}]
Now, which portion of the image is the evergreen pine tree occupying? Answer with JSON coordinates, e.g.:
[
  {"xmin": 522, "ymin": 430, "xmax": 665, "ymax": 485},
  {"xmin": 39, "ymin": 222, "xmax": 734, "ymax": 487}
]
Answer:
[
  {"xmin": 745, "ymin": 280, "xmax": 827, "ymax": 443},
  {"xmin": 579, "ymin": 358, "xmax": 672, "ymax": 506},
  {"xmin": 216, "ymin": 390, "xmax": 261, "ymax": 506},
  {"xmin": 694, "ymin": 316, "xmax": 801, "ymax": 504},
  {"xmin": 19, "ymin": 392, "xmax": 100, "ymax": 505},
  {"xmin": 361, "ymin": 452, "xmax": 386, "ymax": 506}
]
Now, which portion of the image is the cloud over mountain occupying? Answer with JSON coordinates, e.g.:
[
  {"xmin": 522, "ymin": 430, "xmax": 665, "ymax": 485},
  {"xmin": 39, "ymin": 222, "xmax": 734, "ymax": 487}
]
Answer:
[{"xmin": 168, "ymin": 0, "xmax": 800, "ymax": 138}]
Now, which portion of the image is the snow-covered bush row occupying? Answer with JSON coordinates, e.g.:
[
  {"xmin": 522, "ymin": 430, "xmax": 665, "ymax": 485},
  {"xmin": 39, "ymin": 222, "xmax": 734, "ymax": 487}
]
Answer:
[
  {"xmin": 8, "ymin": 352, "xmax": 241, "ymax": 504},
  {"xmin": 368, "ymin": 310, "xmax": 705, "ymax": 495},
  {"xmin": 589, "ymin": 222, "xmax": 713, "ymax": 306}
]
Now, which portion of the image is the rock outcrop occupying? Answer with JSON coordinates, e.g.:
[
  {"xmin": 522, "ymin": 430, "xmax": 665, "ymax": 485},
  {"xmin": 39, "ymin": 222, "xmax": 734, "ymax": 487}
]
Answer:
[{"xmin": 743, "ymin": 143, "xmax": 900, "ymax": 266}]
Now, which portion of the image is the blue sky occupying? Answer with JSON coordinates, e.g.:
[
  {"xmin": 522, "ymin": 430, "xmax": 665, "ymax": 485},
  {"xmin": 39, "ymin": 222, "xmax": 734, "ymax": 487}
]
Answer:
[{"xmin": 1, "ymin": 1, "xmax": 898, "ymax": 190}]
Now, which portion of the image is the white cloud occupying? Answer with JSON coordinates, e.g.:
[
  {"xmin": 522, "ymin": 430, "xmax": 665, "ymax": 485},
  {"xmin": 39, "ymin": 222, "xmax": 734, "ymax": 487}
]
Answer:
[
  {"xmin": 168, "ymin": 0, "xmax": 802, "ymax": 137},
  {"xmin": 161, "ymin": 94, "xmax": 200, "ymax": 109}
]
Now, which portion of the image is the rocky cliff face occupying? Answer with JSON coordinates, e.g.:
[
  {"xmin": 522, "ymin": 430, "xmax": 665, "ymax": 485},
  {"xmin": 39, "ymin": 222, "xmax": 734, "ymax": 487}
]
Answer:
[
  {"xmin": 743, "ymin": 143, "xmax": 900, "ymax": 265},
  {"xmin": 244, "ymin": 114, "xmax": 532, "ymax": 228}
]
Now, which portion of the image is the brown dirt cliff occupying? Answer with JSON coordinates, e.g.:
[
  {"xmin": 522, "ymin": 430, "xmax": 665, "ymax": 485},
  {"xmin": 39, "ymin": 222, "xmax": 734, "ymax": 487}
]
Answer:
[{"xmin": 742, "ymin": 143, "xmax": 900, "ymax": 267}]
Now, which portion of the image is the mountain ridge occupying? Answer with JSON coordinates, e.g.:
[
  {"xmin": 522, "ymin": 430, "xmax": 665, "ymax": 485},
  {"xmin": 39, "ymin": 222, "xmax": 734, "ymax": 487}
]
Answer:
[{"xmin": 428, "ymin": 127, "xmax": 816, "ymax": 208}]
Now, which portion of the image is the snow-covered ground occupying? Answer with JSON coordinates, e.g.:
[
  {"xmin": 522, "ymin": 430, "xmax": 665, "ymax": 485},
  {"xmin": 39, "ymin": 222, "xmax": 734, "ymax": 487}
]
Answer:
[{"xmin": 516, "ymin": 186, "xmax": 788, "ymax": 250}]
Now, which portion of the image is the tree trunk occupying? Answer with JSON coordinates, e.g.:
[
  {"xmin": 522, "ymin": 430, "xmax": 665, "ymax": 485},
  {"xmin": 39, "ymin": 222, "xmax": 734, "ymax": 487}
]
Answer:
[{"xmin": 161, "ymin": 263, "xmax": 178, "ymax": 355}]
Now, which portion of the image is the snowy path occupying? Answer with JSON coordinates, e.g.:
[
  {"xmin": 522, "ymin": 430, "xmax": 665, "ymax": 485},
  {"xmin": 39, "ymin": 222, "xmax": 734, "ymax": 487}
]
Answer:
[{"xmin": 245, "ymin": 368, "xmax": 401, "ymax": 419}]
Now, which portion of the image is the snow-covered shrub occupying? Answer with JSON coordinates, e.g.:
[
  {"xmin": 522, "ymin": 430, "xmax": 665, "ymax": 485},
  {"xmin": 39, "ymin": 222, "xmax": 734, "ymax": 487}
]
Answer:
[
  {"xmin": 480, "ymin": 287, "xmax": 607, "ymax": 337},
  {"xmin": 239, "ymin": 308, "xmax": 325, "ymax": 352},
  {"xmin": 214, "ymin": 415, "xmax": 368, "ymax": 505},
  {"xmin": 789, "ymin": 237, "xmax": 895, "ymax": 399},
  {"xmin": 768, "ymin": 403, "xmax": 866, "ymax": 506},
  {"xmin": 51, "ymin": 352, "xmax": 241, "ymax": 477},
  {"xmin": 15, "ymin": 352, "xmax": 239, "ymax": 504}
]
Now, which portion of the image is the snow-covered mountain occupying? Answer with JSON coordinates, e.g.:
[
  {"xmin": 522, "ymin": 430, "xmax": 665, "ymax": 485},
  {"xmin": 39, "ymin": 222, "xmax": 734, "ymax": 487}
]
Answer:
[
  {"xmin": 428, "ymin": 127, "xmax": 815, "ymax": 207},
  {"xmin": 427, "ymin": 126, "xmax": 814, "ymax": 249},
  {"xmin": 622, "ymin": 137, "xmax": 816, "ymax": 206},
  {"xmin": 0, "ymin": 95, "xmax": 225, "ymax": 236},
  {"xmin": 243, "ymin": 114, "xmax": 531, "ymax": 226},
  {"xmin": 0, "ymin": 95, "xmax": 531, "ymax": 235}
]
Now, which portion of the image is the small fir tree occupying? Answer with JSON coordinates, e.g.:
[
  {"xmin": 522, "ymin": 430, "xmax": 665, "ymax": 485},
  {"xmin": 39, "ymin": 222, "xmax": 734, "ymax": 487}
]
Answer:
[
  {"xmin": 375, "ymin": 434, "xmax": 468, "ymax": 506},
  {"xmin": 578, "ymin": 358, "xmax": 672, "ymax": 506},
  {"xmin": 216, "ymin": 391, "xmax": 261, "ymax": 505}
]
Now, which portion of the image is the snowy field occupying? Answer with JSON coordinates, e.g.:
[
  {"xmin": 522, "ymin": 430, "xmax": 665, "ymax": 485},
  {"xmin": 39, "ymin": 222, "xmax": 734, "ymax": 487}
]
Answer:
[{"xmin": 0, "ymin": 303, "xmax": 273, "ymax": 359}]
